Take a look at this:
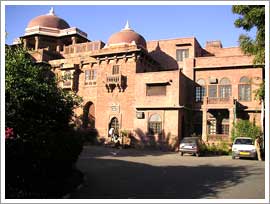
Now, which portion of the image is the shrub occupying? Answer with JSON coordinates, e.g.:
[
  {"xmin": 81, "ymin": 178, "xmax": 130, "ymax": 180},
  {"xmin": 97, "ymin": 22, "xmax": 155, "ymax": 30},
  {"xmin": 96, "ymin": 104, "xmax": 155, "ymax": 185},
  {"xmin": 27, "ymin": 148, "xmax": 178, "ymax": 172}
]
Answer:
[{"xmin": 231, "ymin": 119, "xmax": 261, "ymax": 142}]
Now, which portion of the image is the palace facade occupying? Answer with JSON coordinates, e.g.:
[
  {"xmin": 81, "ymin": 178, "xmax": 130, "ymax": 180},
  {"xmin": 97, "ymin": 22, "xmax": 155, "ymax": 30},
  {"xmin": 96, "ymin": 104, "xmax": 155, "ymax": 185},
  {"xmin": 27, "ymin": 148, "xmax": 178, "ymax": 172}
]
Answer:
[{"xmin": 14, "ymin": 8, "xmax": 263, "ymax": 150}]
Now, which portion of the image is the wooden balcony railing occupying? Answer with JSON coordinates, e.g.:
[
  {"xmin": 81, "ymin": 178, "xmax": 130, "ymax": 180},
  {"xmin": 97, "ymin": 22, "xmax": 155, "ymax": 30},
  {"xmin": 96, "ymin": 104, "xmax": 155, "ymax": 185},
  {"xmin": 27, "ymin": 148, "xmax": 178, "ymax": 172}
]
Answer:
[
  {"xmin": 106, "ymin": 74, "xmax": 124, "ymax": 85},
  {"xmin": 203, "ymin": 96, "xmax": 234, "ymax": 105}
]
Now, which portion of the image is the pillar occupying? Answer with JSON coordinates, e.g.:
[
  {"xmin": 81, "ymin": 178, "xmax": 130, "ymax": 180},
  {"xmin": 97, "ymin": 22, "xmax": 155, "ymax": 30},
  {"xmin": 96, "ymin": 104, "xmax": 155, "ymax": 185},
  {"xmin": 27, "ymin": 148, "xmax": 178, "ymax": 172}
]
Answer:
[
  {"xmin": 229, "ymin": 108, "xmax": 234, "ymax": 141},
  {"xmin": 71, "ymin": 36, "xmax": 77, "ymax": 45},
  {"xmin": 202, "ymin": 108, "xmax": 208, "ymax": 142},
  {"xmin": 35, "ymin": 36, "xmax": 40, "ymax": 51},
  {"xmin": 23, "ymin": 39, "xmax": 28, "ymax": 49}
]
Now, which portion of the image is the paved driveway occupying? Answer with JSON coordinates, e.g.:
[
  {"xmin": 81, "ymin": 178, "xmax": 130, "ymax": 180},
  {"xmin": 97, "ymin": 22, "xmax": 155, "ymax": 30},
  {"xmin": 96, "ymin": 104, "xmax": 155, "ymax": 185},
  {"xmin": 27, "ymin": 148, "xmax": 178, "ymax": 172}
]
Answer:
[{"xmin": 70, "ymin": 145, "xmax": 265, "ymax": 199}]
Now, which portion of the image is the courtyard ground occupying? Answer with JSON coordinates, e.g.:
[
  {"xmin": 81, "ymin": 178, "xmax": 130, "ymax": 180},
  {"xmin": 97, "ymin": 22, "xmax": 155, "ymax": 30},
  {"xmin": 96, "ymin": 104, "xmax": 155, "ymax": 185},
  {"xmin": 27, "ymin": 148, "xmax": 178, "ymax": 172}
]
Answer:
[{"xmin": 69, "ymin": 145, "xmax": 265, "ymax": 199}]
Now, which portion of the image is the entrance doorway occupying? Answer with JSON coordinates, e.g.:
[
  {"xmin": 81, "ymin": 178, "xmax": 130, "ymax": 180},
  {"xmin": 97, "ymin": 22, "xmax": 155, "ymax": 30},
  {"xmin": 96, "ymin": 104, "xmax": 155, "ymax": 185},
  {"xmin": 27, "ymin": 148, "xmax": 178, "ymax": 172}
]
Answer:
[
  {"xmin": 82, "ymin": 101, "xmax": 95, "ymax": 129},
  {"xmin": 109, "ymin": 117, "xmax": 119, "ymax": 135}
]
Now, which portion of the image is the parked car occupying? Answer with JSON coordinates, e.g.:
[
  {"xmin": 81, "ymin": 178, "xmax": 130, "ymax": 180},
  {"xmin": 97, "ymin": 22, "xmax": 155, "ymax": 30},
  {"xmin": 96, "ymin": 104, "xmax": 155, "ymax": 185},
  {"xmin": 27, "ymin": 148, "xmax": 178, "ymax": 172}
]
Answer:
[
  {"xmin": 179, "ymin": 137, "xmax": 202, "ymax": 157},
  {"xmin": 232, "ymin": 137, "xmax": 257, "ymax": 159}
]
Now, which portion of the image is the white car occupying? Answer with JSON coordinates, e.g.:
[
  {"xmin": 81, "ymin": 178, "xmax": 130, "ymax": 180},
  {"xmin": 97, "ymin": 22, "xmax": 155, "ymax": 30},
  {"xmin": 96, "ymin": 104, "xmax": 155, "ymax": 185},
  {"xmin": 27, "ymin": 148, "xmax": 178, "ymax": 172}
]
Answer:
[{"xmin": 232, "ymin": 137, "xmax": 257, "ymax": 159}]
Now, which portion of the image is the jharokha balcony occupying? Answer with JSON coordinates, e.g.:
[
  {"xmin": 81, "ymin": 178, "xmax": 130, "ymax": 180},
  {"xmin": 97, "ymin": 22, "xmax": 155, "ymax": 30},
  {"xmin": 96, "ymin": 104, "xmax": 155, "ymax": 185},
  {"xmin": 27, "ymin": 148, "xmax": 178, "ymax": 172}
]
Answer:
[
  {"xmin": 106, "ymin": 74, "xmax": 126, "ymax": 92},
  {"xmin": 106, "ymin": 74, "xmax": 124, "ymax": 84},
  {"xmin": 203, "ymin": 96, "xmax": 235, "ymax": 108}
]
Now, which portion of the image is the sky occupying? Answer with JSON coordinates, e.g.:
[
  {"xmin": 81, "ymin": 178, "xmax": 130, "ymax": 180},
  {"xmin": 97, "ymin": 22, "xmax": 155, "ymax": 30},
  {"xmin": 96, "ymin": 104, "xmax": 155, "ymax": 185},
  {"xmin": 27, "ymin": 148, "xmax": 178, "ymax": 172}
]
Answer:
[{"xmin": 5, "ymin": 4, "xmax": 257, "ymax": 48}]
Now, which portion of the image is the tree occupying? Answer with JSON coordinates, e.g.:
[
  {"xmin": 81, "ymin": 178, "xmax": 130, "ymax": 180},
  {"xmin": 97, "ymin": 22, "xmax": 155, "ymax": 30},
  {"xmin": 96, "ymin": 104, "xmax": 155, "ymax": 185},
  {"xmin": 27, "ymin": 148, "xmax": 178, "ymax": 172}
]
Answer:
[
  {"xmin": 5, "ymin": 46, "xmax": 83, "ymax": 198},
  {"xmin": 232, "ymin": 5, "xmax": 265, "ymax": 65},
  {"xmin": 5, "ymin": 46, "xmax": 82, "ymax": 138},
  {"xmin": 232, "ymin": 5, "xmax": 265, "ymax": 136},
  {"xmin": 231, "ymin": 119, "xmax": 261, "ymax": 142}
]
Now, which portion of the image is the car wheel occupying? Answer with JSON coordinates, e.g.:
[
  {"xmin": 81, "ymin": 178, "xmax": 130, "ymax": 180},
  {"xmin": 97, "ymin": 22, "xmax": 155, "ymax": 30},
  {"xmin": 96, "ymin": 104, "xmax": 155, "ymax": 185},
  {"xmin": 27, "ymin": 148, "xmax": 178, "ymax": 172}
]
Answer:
[{"xmin": 180, "ymin": 152, "xmax": 183, "ymax": 156}]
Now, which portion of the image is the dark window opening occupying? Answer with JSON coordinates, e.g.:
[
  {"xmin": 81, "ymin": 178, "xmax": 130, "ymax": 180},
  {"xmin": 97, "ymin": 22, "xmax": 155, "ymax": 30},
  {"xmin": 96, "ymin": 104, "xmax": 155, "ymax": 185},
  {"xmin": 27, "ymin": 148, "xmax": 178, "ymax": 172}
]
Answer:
[
  {"xmin": 112, "ymin": 65, "xmax": 120, "ymax": 75},
  {"xmin": 146, "ymin": 84, "xmax": 167, "ymax": 96}
]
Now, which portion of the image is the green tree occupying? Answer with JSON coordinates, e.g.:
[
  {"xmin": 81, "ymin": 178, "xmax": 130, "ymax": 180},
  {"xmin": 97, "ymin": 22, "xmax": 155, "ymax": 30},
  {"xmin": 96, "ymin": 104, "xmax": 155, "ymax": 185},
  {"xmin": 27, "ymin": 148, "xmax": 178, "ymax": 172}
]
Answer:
[
  {"xmin": 5, "ymin": 46, "xmax": 82, "ymax": 138},
  {"xmin": 232, "ymin": 5, "xmax": 265, "ymax": 136},
  {"xmin": 231, "ymin": 119, "xmax": 261, "ymax": 142},
  {"xmin": 232, "ymin": 5, "xmax": 265, "ymax": 65},
  {"xmin": 5, "ymin": 46, "xmax": 83, "ymax": 198}
]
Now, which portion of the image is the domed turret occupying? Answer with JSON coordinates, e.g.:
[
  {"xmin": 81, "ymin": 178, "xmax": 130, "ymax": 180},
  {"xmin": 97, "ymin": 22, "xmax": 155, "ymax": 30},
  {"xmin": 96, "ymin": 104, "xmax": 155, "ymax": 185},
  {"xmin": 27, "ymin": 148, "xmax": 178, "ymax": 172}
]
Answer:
[
  {"xmin": 107, "ymin": 21, "xmax": 147, "ymax": 49},
  {"xmin": 27, "ymin": 7, "xmax": 70, "ymax": 30}
]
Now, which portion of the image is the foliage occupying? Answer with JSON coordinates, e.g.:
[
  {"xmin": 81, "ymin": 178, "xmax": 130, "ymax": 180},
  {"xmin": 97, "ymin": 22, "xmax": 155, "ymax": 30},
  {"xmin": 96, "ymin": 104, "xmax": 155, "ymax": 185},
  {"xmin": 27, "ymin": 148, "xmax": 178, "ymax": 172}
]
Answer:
[
  {"xmin": 5, "ymin": 46, "xmax": 83, "ymax": 198},
  {"xmin": 232, "ymin": 5, "xmax": 265, "ymax": 65},
  {"xmin": 231, "ymin": 119, "xmax": 261, "ymax": 142},
  {"xmin": 200, "ymin": 141, "xmax": 231, "ymax": 155},
  {"xmin": 254, "ymin": 80, "xmax": 265, "ymax": 102}
]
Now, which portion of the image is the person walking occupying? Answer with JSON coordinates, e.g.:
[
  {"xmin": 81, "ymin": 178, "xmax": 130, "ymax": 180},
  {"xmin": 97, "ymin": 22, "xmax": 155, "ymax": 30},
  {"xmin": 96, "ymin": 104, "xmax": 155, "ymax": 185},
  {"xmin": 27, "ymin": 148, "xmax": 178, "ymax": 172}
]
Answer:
[{"xmin": 255, "ymin": 136, "xmax": 262, "ymax": 161}]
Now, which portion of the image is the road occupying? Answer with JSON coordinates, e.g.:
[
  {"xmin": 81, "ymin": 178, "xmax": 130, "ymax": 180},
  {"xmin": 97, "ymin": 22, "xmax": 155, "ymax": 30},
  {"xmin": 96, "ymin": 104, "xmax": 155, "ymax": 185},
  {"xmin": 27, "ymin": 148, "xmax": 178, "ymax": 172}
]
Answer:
[{"xmin": 69, "ymin": 145, "xmax": 265, "ymax": 199}]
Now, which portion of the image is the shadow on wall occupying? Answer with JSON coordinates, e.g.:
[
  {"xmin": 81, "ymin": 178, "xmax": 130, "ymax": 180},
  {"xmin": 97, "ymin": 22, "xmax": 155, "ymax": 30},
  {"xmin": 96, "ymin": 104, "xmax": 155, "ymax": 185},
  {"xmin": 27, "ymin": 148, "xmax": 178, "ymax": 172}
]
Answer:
[
  {"xmin": 70, "ymin": 157, "xmax": 256, "ymax": 199},
  {"xmin": 133, "ymin": 128, "xmax": 179, "ymax": 151},
  {"xmin": 149, "ymin": 42, "xmax": 179, "ymax": 71}
]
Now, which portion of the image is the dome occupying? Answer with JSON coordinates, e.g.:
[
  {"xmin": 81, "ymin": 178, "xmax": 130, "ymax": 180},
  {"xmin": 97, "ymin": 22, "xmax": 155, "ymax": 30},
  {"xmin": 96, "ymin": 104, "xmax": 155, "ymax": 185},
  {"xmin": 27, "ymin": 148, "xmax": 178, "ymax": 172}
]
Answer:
[
  {"xmin": 27, "ymin": 8, "xmax": 70, "ymax": 30},
  {"xmin": 107, "ymin": 21, "xmax": 147, "ymax": 49}
]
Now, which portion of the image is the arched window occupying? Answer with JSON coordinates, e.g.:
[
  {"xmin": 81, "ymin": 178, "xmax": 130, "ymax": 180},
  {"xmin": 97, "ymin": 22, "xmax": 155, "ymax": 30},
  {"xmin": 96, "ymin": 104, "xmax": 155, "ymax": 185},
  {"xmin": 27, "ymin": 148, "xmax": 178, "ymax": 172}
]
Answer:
[
  {"xmin": 148, "ymin": 114, "xmax": 162, "ymax": 134},
  {"xmin": 239, "ymin": 76, "xmax": 251, "ymax": 101},
  {"xmin": 219, "ymin": 77, "xmax": 231, "ymax": 99},
  {"xmin": 195, "ymin": 79, "xmax": 206, "ymax": 102}
]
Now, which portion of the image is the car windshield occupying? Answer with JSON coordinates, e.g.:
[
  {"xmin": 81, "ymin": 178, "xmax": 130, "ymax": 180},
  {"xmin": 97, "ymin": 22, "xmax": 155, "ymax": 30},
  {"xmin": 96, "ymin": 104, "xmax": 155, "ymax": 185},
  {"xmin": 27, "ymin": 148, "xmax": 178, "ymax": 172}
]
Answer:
[
  {"xmin": 234, "ymin": 138, "xmax": 253, "ymax": 145},
  {"xmin": 181, "ymin": 138, "xmax": 198, "ymax": 144}
]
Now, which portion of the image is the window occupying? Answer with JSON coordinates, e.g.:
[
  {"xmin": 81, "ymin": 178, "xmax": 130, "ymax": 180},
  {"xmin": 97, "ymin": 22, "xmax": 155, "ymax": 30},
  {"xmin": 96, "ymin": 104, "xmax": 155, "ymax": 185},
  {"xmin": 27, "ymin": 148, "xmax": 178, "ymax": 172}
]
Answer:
[
  {"xmin": 239, "ymin": 76, "xmax": 251, "ymax": 101},
  {"xmin": 208, "ymin": 119, "xmax": 216, "ymax": 135},
  {"xmin": 146, "ymin": 84, "xmax": 166, "ymax": 96},
  {"xmin": 195, "ymin": 79, "xmax": 206, "ymax": 102},
  {"xmin": 219, "ymin": 78, "xmax": 231, "ymax": 99},
  {"xmin": 195, "ymin": 87, "xmax": 206, "ymax": 102},
  {"xmin": 176, "ymin": 49, "xmax": 189, "ymax": 62},
  {"xmin": 112, "ymin": 65, "xmax": 119, "ymax": 75},
  {"xmin": 208, "ymin": 85, "xmax": 217, "ymax": 98},
  {"xmin": 62, "ymin": 70, "xmax": 72, "ymax": 87},
  {"xmin": 85, "ymin": 69, "xmax": 97, "ymax": 85},
  {"xmin": 221, "ymin": 118, "xmax": 229, "ymax": 135},
  {"xmin": 148, "ymin": 114, "xmax": 162, "ymax": 134}
]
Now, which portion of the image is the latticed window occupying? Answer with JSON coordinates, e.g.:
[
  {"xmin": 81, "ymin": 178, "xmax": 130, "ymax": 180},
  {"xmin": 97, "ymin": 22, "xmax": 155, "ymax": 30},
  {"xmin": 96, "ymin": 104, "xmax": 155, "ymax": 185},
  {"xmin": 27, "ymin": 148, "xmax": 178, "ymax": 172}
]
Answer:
[
  {"xmin": 208, "ymin": 119, "xmax": 216, "ymax": 135},
  {"xmin": 112, "ymin": 65, "xmax": 119, "ymax": 75},
  {"xmin": 208, "ymin": 85, "xmax": 217, "ymax": 98},
  {"xmin": 176, "ymin": 49, "xmax": 189, "ymax": 62},
  {"xmin": 195, "ymin": 79, "xmax": 206, "ymax": 102},
  {"xmin": 219, "ymin": 77, "xmax": 231, "ymax": 99},
  {"xmin": 148, "ymin": 114, "xmax": 162, "ymax": 134},
  {"xmin": 195, "ymin": 87, "xmax": 206, "ymax": 102},
  {"xmin": 85, "ymin": 69, "xmax": 97, "ymax": 85},
  {"xmin": 221, "ymin": 118, "xmax": 229, "ymax": 135},
  {"xmin": 239, "ymin": 76, "xmax": 251, "ymax": 101}
]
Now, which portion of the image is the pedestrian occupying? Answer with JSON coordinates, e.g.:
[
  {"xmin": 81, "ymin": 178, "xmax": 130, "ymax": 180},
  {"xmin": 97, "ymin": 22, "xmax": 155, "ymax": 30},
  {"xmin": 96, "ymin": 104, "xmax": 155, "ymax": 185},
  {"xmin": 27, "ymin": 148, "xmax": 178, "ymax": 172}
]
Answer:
[
  {"xmin": 255, "ymin": 136, "xmax": 262, "ymax": 161},
  {"xmin": 109, "ymin": 127, "xmax": 115, "ymax": 142}
]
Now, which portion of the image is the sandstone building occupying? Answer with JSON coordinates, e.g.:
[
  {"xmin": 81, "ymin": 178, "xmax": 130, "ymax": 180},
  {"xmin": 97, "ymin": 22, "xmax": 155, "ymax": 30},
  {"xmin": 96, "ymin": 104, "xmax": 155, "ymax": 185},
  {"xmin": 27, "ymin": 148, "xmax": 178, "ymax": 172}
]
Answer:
[{"xmin": 14, "ymin": 8, "xmax": 264, "ymax": 149}]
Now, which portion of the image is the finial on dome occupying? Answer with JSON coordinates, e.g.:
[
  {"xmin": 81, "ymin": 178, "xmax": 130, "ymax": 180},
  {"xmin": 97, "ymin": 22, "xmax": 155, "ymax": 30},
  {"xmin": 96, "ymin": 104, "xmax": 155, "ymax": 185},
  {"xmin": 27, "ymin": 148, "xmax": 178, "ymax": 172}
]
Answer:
[
  {"xmin": 48, "ymin": 7, "xmax": 55, "ymax": 15},
  {"xmin": 122, "ymin": 20, "xmax": 132, "ymax": 31}
]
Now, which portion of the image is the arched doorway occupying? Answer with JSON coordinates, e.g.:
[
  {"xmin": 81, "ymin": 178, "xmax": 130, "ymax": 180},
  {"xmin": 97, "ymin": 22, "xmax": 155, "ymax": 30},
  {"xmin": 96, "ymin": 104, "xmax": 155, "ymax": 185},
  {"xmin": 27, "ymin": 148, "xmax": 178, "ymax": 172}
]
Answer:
[
  {"xmin": 109, "ymin": 117, "xmax": 119, "ymax": 136},
  {"xmin": 82, "ymin": 101, "xmax": 95, "ymax": 129}
]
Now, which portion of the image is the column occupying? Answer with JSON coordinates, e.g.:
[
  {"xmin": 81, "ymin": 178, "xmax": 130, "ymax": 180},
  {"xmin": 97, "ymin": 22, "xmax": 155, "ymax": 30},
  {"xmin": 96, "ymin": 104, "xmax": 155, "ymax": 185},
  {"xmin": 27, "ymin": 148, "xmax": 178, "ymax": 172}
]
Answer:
[
  {"xmin": 35, "ymin": 36, "xmax": 40, "ymax": 51},
  {"xmin": 71, "ymin": 36, "xmax": 77, "ymax": 45},
  {"xmin": 229, "ymin": 108, "xmax": 234, "ymax": 141},
  {"xmin": 23, "ymin": 39, "xmax": 28, "ymax": 49},
  {"xmin": 202, "ymin": 108, "xmax": 208, "ymax": 142}
]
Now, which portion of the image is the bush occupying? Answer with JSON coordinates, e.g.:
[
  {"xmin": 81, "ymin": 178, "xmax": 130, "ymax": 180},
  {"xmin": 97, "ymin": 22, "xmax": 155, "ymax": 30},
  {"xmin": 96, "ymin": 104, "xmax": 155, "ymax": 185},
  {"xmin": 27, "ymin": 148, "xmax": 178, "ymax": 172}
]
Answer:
[
  {"xmin": 231, "ymin": 119, "xmax": 261, "ymax": 142},
  {"xmin": 6, "ymin": 128, "xmax": 83, "ymax": 198},
  {"xmin": 5, "ymin": 46, "xmax": 83, "ymax": 198}
]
